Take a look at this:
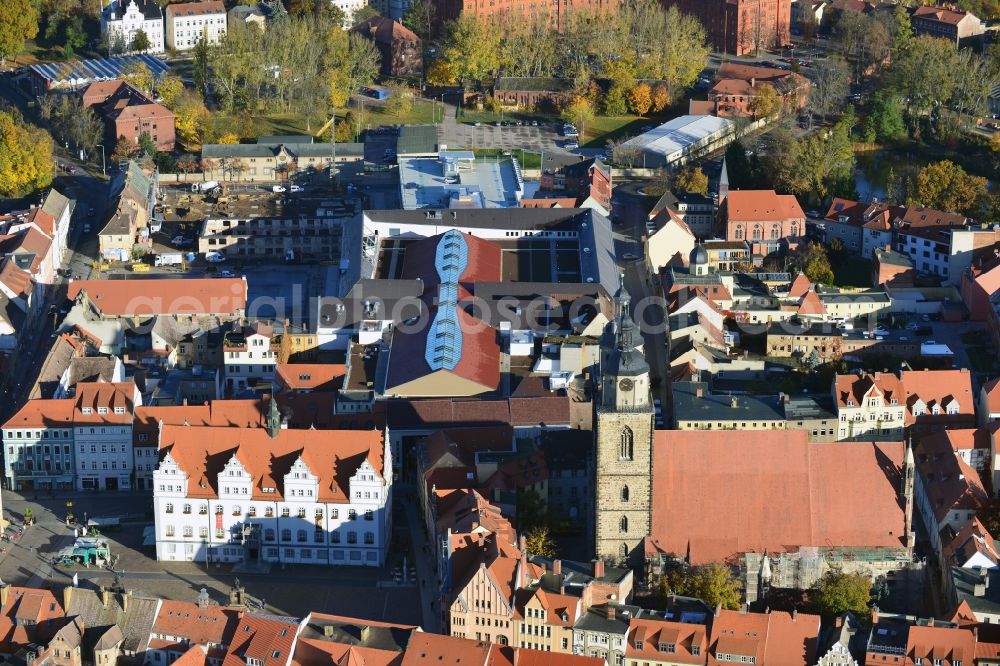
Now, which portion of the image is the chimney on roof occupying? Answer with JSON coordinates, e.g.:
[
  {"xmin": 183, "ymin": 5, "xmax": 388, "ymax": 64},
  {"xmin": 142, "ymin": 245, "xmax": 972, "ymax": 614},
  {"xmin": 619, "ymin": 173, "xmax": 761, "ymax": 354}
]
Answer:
[
  {"xmin": 63, "ymin": 586, "xmax": 72, "ymax": 612},
  {"xmin": 739, "ymin": 604, "xmax": 748, "ymax": 614},
  {"xmin": 361, "ymin": 625, "xmax": 373, "ymax": 644},
  {"xmin": 592, "ymin": 559, "xmax": 604, "ymax": 578},
  {"xmin": 606, "ymin": 603, "xmax": 616, "ymax": 621},
  {"xmin": 323, "ymin": 625, "xmax": 335, "ymax": 638},
  {"xmin": 871, "ymin": 608, "xmax": 879, "ymax": 625},
  {"xmin": 122, "ymin": 589, "xmax": 131, "ymax": 614},
  {"xmin": 0, "ymin": 581, "xmax": 8, "ymax": 608},
  {"xmin": 792, "ymin": 609, "xmax": 797, "ymax": 621},
  {"xmin": 100, "ymin": 585, "xmax": 110, "ymax": 608},
  {"xmin": 731, "ymin": 396, "xmax": 738, "ymax": 408},
  {"xmin": 696, "ymin": 387, "xmax": 704, "ymax": 398},
  {"xmin": 197, "ymin": 588, "xmax": 210, "ymax": 609},
  {"xmin": 553, "ymin": 559, "xmax": 562, "ymax": 575},
  {"xmin": 885, "ymin": 244, "xmax": 892, "ymax": 252}
]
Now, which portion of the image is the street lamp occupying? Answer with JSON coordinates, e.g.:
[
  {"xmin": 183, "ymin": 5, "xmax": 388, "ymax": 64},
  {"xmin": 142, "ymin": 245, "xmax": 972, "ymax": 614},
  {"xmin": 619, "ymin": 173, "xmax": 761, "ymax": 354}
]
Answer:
[{"xmin": 95, "ymin": 144, "xmax": 106, "ymax": 176}]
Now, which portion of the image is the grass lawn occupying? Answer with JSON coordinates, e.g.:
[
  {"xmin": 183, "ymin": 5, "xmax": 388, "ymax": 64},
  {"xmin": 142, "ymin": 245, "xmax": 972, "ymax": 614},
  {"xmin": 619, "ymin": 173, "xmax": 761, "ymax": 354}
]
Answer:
[
  {"xmin": 473, "ymin": 149, "xmax": 542, "ymax": 169},
  {"xmin": 832, "ymin": 258, "xmax": 872, "ymax": 288},
  {"xmin": 362, "ymin": 99, "xmax": 440, "ymax": 126}
]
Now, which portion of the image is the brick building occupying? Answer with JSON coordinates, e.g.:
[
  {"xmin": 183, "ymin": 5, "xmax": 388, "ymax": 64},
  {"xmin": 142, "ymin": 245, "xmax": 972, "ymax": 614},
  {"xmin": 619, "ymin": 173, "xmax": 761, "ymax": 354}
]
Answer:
[
  {"xmin": 719, "ymin": 189, "xmax": 805, "ymax": 257},
  {"xmin": 707, "ymin": 63, "xmax": 809, "ymax": 117},
  {"xmin": 434, "ymin": 0, "xmax": 618, "ymax": 28},
  {"xmin": 352, "ymin": 17, "xmax": 422, "ymax": 78},
  {"xmin": 911, "ymin": 5, "xmax": 984, "ymax": 48},
  {"xmin": 81, "ymin": 79, "xmax": 175, "ymax": 151},
  {"xmin": 662, "ymin": 0, "xmax": 791, "ymax": 56}
]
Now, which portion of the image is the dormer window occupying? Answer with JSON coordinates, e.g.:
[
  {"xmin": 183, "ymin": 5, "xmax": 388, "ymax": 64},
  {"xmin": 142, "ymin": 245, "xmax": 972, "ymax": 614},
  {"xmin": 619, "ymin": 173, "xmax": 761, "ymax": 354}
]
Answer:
[
  {"xmin": 82, "ymin": 407, "xmax": 93, "ymax": 415},
  {"xmin": 114, "ymin": 406, "xmax": 125, "ymax": 415},
  {"xmin": 634, "ymin": 641, "xmax": 643, "ymax": 650},
  {"xmin": 846, "ymin": 400, "xmax": 854, "ymax": 406},
  {"xmin": 932, "ymin": 404, "xmax": 941, "ymax": 415},
  {"xmin": 658, "ymin": 643, "xmax": 675, "ymax": 654},
  {"xmin": 97, "ymin": 407, "xmax": 108, "ymax": 415}
]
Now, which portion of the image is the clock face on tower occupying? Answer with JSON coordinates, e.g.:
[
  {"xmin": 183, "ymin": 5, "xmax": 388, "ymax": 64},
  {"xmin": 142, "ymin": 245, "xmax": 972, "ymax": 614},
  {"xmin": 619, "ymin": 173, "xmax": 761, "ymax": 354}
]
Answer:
[{"xmin": 618, "ymin": 378, "xmax": 634, "ymax": 392}]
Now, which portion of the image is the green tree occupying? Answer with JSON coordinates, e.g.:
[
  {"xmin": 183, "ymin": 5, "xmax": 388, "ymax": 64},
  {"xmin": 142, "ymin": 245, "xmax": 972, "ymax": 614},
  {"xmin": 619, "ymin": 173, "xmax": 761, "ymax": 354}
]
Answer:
[
  {"xmin": 440, "ymin": 13, "xmax": 500, "ymax": 83},
  {"xmin": 750, "ymin": 83, "xmax": 780, "ymax": 118},
  {"xmin": 561, "ymin": 96, "xmax": 595, "ymax": 142},
  {"xmin": 0, "ymin": 0, "xmax": 38, "ymax": 66},
  {"xmin": 911, "ymin": 160, "xmax": 989, "ymax": 217},
  {"xmin": 811, "ymin": 570, "xmax": 872, "ymax": 619},
  {"xmin": 602, "ymin": 85, "xmax": 628, "ymax": 116},
  {"xmin": 402, "ymin": 0, "xmax": 437, "ymax": 39},
  {"xmin": 660, "ymin": 564, "xmax": 742, "ymax": 610},
  {"xmin": 193, "ymin": 34, "xmax": 210, "ymax": 98},
  {"xmin": 121, "ymin": 60, "xmax": 154, "ymax": 93},
  {"xmin": 516, "ymin": 488, "xmax": 547, "ymax": 532},
  {"xmin": 892, "ymin": 4, "xmax": 913, "ymax": 52},
  {"xmin": 675, "ymin": 165, "xmax": 708, "ymax": 195},
  {"xmin": 863, "ymin": 94, "xmax": 906, "ymax": 143},
  {"xmin": 131, "ymin": 28, "xmax": 151, "ymax": 53},
  {"xmin": 890, "ymin": 35, "xmax": 959, "ymax": 119},
  {"xmin": 138, "ymin": 131, "xmax": 156, "ymax": 157},
  {"xmin": 384, "ymin": 82, "xmax": 414, "ymax": 118},
  {"xmin": 799, "ymin": 242, "xmax": 835, "ymax": 285},
  {"xmin": 0, "ymin": 110, "xmax": 54, "ymax": 196},
  {"xmin": 156, "ymin": 74, "xmax": 185, "ymax": 109},
  {"xmin": 524, "ymin": 526, "xmax": 557, "ymax": 558},
  {"xmin": 351, "ymin": 5, "xmax": 380, "ymax": 24}
]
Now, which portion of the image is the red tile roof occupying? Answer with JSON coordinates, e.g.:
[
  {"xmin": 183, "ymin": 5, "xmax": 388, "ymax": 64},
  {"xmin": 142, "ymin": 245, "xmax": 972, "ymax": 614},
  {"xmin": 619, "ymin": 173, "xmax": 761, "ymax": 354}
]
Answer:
[
  {"xmin": 650, "ymin": 432, "xmax": 908, "ymax": 563},
  {"xmin": 67, "ymin": 278, "xmax": 247, "ymax": 316},
  {"xmin": 294, "ymin": 639, "xmax": 402, "ymax": 666},
  {"xmin": 401, "ymin": 633, "xmax": 505, "ymax": 666},
  {"xmin": 787, "ymin": 273, "xmax": 812, "ymax": 298},
  {"xmin": 907, "ymin": 624, "xmax": 976, "ymax": 666},
  {"xmin": 159, "ymin": 424, "xmax": 385, "ymax": 502},
  {"xmin": 152, "ymin": 600, "xmax": 242, "ymax": 648},
  {"xmin": 73, "ymin": 382, "xmax": 136, "ymax": 424},
  {"xmin": 796, "ymin": 289, "xmax": 826, "ymax": 315},
  {"xmin": 707, "ymin": 609, "xmax": 820, "ymax": 666},
  {"xmin": 222, "ymin": 614, "xmax": 299, "ymax": 666},
  {"xmin": 724, "ymin": 190, "xmax": 804, "ymax": 223},
  {"xmin": 166, "ymin": 0, "xmax": 225, "ymax": 16},
  {"xmin": 915, "ymin": 432, "xmax": 989, "ymax": 523},
  {"xmin": 943, "ymin": 516, "xmax": 999, "ymax": 568},
  {"xmin": 4, "ymin": 398, "xmax": 75, "ymax": 428},
  {"xmin": 901, "ymin": 369, "xmax": 974, "ymax": 423},
  {"xmin": 627, "ymin": 617, "xmax": 707, "ymax": 665},
  {"xmin": 834, "ymin": 372, "xmax": 904, "ymax": 409},
  {"xmin": 913, "ymin": 4, "xmax": 974, "ymax": 24},
  {"xmin": 275, "ymin": 364, "xmax": 347, "ymax": 392}
]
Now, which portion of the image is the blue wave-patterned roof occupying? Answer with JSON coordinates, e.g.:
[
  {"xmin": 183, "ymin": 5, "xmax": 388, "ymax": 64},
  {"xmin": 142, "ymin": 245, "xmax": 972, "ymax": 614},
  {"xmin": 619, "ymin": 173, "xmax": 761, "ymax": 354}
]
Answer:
[{"xmin": 425, "ymin": 230, "xmax": 468, "ymax": 371}]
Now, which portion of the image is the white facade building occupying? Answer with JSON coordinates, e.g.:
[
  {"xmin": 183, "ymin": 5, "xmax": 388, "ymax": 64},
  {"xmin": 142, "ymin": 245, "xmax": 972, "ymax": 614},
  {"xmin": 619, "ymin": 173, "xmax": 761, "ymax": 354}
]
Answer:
[
  {"xmin": 100, "ymin": 0, "xmax": 165, "ymax": 53},
  {"xmin": 165, "ymin": 0, "xmax": 227, "ymax": 51},
  {"xmin": 152, "ymin": 413, "xmax": 392, "ymax": 567},
  {"xmin": 223, "ymin": 322, "xmax": 279, "ymax": 395},
  {"xmin": 73, "ymin": 382, "xmax": 140, "ymax": 491}
]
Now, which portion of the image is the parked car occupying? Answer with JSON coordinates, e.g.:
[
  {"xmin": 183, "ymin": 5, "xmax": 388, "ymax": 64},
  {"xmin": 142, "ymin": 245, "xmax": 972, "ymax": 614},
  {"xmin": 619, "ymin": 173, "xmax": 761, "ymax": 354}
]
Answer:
[
  {"xmin": 289, "ymin": 185, "xmax": 304, "ymax": 193},
  {"xmin": 82, "ymin": 223, "xmax": 91, "ymax": 233},
  {"xmin": 564, "ymin": 140, "xmax": 579, "ymax": 150},
  {"xmin": 205, "ymin": 251, "xmax": 226, "ymax": 263},
  {"xmin": 217, "ymin": 269, "xmax": 236, "ymax": 278},
  {"xmin": 622, "ymin": 252, "xmax": 639, "ymax": 261},
  {"xmin": 272, "ymin": 185, "xmax": 287, "ymax": 193}
]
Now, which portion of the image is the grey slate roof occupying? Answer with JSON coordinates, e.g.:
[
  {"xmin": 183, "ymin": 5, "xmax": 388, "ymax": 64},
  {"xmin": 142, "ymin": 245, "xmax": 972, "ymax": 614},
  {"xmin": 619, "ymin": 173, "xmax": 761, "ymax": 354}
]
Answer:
[
  {"xmin": 396, "ymin": 124, "xmax": 438, "ymax": 156},
  {"xmin": 784, "ymin": 394, "xmax": 836, "ymax": 421},
  {"xmin": 672, "ymin": 381, "xmax": 785, "ymax": 423},
  {"xmin": 299, "ymin": 615, "xmax": 416, "ymax": 651},
  {"xmin": 952, "ymin": 566, "xmax": 1000, "ymax": 615},
  {"xmin": 66, "ymin": 589, "xmax": 159, "ymax": 655},
  {"xmin": 65, "ymin": 357, "xmax": 118, "ymax": 387}
]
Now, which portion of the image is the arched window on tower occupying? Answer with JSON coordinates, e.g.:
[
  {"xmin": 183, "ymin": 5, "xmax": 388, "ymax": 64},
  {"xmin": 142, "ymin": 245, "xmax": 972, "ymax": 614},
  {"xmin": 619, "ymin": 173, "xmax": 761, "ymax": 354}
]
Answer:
[
  {"xmin": 620, "ymin": 516, "xmax": 628, "ymax": 533},
  {"xmin": 620, "ymin": 427, "xmax": 634, "ymax": 461},
  {"xmin": 621, "ymin": 485, "xmax": 630, "ymax": 502}
]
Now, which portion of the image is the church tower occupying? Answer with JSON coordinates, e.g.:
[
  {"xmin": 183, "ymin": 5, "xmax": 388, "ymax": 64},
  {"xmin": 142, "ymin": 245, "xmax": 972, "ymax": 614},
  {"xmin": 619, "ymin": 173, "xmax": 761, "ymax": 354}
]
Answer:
[{"xmin": 594, "ymin": 279, "xmax": 654, "ymax": 564}]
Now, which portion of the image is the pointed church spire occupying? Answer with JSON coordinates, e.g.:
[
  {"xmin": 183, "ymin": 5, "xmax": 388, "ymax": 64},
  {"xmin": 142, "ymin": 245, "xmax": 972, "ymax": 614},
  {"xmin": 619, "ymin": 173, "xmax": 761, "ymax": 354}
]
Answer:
[{"xmin": 266, "ymin": 395, "xmax": 281, "ymax": 439}]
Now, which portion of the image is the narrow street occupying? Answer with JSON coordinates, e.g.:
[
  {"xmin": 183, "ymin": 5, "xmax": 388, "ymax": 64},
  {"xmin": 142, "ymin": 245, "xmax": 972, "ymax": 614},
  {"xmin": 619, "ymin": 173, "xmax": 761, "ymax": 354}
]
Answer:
[
  {"xmin": 401, "ymin": 485, "xmax": 442, "ymax": 634},
  {"xmin": 611, "ymin": 187, "xmax": 671, "ymax": 416}
]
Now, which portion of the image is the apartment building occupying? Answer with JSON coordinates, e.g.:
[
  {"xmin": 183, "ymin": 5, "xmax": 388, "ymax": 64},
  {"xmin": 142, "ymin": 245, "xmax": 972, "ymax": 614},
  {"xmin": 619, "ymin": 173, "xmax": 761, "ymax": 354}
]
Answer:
[
  {"xmin": 912, "ymin": 5, "xmax": 985, "ymax": 48},
  {"xmin": 100, "ymin": 0, "xmax": 164, "ymax": 53},
  {"xmin": 833, "ymin": 372, "xmax": 906, "ymax": 441},
  {"xmin": 165, "ymin": 0, "xmax": 226, "ymax": 51},
  {"xmin": 152, "ymin": 411, "xmax": 392, "ymax": 566},
  {"xmin": 720, "ymin": 189, "xmax": 804, "ymax": 258},
  {"xmin": 82, "ymin": 80, "xmax": 175, "ymax": 151},
  {"xmin": 199, "ymin": 216, "xmax": 343, "ymax": 262},
  {"xmin": 661, "ymin": 0, "xmax": 790, "ymax": 55},
  {"xmin": 223, "ymin": 321, "xmax": 280, "ymax": 394}
]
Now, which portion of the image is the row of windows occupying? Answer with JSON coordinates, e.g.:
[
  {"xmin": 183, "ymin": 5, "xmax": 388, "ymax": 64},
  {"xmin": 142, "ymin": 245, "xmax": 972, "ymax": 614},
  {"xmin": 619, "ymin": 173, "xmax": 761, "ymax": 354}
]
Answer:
[
  {"xmin": 163, "ymin": 526, "xmax": 376, "ymax": 544},
  {"xmin": 163, "ymin": 503, "xmax": 373, "ymax": 520}
]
